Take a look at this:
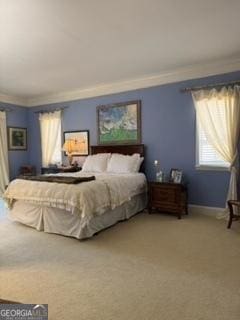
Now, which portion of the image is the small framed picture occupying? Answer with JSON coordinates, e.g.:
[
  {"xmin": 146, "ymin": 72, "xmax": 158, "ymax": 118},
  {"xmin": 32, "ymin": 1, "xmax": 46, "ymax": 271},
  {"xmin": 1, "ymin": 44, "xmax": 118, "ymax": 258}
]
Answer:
[
  {"xmin": 170, "ymin": 168, "xmax": 183, "ymax": 183},
  {"xmin": 63, "ymin": 130, "xmax": 89, "ymax": 156},
  {"xmin": 8, "ymin": 127, "xmax": 27, "ymax": 151}
]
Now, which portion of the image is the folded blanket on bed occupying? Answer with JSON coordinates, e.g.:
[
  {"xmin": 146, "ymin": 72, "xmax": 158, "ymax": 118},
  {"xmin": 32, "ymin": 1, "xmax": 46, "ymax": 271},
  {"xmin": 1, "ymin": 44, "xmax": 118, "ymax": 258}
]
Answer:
[{"xmin": 19, "ymin": 175, "xmax": 95, "ymax": 184}]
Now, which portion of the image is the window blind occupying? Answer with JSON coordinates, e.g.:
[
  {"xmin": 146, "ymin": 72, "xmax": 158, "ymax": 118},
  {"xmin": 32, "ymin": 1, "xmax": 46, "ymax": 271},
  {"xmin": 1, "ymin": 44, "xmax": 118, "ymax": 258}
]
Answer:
[
  {"xmin": 196, "ymin": 97, "xmax": 230, "ymax": 168},
  {"xmin": 198, "ymin": 122, "xmax": 229, "ymax": 167}
]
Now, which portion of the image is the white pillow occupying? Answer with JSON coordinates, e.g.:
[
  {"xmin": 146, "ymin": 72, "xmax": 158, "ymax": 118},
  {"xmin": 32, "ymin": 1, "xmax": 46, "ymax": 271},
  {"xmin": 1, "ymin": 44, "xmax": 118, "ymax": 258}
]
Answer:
[
  {"xmin": 133, "ymin": 156, "xmax": 144, "ymax": 172},
  {"xmin": 107, "ymin": 153, "xmax": 142, "ymax": 173},
  {"xmin": 82, "ymin": 153, "xmax": 111, "ymax": 172}
]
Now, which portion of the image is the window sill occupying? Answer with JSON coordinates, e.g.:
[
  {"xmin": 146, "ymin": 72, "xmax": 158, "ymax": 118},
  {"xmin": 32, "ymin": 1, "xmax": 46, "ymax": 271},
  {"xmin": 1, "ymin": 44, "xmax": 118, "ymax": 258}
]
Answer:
[{"xmin": 195, "ymin": 165, "xmax": 230, "ymax": 172}]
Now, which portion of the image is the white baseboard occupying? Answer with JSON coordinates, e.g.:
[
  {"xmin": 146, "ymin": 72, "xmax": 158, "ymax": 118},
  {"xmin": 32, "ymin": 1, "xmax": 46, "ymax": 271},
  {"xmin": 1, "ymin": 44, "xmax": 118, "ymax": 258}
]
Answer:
[{"xmin": 188, "ymin": 204, "xmax": 226, "ymax": 217}]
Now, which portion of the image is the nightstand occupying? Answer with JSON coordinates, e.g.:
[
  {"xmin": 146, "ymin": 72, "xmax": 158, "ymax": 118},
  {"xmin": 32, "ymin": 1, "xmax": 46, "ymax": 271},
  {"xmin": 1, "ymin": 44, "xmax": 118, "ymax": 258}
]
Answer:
[
  {"xmin": 19, "ymin": 165, "xmax": 36, "ymax": 176},
  {"xmin": 148, "ymin": 181, "xmax": 188, "ymax": 219},
  {"xmin": 41, "ymin": 166, "xmax": 81, "ymax": 174}
]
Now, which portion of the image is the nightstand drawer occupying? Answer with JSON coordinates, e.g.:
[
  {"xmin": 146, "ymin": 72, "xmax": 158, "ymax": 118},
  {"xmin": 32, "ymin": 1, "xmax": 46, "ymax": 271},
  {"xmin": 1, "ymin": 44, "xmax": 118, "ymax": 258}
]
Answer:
[
  {"xmin": 151, "ymin": 187, "xmax": 177, "ymax": 203},
  {"xmin": 153, "ymin": 202, "xmax": 180, "ymax": 213}
]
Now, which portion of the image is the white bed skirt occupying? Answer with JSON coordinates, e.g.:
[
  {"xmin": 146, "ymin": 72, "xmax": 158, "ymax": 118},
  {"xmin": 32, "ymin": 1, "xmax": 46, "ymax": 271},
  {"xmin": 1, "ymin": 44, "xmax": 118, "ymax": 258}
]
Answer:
[{"xmin": 7, "ymin": 193, "xmax": 147, "ymax": 239}]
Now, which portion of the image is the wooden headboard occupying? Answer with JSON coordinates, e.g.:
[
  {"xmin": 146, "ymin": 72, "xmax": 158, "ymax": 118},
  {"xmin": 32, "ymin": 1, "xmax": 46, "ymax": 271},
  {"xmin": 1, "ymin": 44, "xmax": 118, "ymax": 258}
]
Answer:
[
  {"xmin": 91, "ymin": 144, "xmax": 145, "ymax": 173},
  {"xmin": 91, "ymin": 144, "xmax": 144, "ymax": 157}
]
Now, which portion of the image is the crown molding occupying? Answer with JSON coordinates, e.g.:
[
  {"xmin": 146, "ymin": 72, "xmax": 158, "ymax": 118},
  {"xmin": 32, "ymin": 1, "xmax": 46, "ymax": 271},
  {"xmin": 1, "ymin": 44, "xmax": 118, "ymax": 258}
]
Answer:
[
  {"xmin": 1, "ymin": 57, "xmax": 240, "ymax": 107},
  {"xmin": 0, "ymin": 93, "xmax": 27, "ymax": 107}
]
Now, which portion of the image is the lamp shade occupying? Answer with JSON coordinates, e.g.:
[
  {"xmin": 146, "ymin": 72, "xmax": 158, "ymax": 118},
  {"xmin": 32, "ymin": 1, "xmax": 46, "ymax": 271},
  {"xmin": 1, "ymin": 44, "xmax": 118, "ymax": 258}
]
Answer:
[{"xmin": 62, "ymin": 139, "xmax": 76, "ymax": 155}]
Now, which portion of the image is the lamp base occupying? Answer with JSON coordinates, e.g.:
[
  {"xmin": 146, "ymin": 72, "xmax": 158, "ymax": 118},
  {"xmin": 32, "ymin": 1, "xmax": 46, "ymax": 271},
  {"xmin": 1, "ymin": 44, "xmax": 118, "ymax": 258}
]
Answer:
[{"xmin": 68, "ymin": 155, "xmax": 73, "ymax": 166}]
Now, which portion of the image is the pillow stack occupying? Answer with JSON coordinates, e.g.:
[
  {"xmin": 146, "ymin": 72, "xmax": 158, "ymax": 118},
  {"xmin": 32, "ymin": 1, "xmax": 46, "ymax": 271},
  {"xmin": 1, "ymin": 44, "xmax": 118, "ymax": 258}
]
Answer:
[
  {"xmin": 107, "ymin": 153, "xmax": 143, "ymax": 173},
  {"xmin": 82, "ymin": 153, "xmax": 143, "ymax": 173},
  {"xmin": 82, "ymin": 153, "xmax": 111, "ymax": 172}
]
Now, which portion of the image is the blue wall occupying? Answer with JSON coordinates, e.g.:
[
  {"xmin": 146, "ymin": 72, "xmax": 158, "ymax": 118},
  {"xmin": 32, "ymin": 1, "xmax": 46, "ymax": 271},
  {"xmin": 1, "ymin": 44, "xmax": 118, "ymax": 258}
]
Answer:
[
  {"xmin": 4, "ymin": 70, "xmax": 240, "ymax": 207},
  {"xmin": 2, "ymin": 103, "xmax": 29, "ymax": 180}
]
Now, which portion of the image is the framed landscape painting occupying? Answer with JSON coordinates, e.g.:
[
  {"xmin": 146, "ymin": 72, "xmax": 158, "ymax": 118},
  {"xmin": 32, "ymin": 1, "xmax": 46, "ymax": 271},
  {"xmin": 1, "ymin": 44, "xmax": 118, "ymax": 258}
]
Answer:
[
  {"xmin": 8, "ymin": 127, "xmax": 27, "ymax": 150},
  {"xmin": 97, "ymin": 100, "xmax": 141, "ymax": 145}
]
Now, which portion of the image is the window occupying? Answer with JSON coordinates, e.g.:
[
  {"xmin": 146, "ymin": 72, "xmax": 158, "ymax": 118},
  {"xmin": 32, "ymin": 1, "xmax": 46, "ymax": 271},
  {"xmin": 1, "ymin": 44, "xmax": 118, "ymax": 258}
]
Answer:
[
  {"xmin": 39, "ymin": 111, "xmax": 62, "ymax": 167},
  {"xmin": 196, "ymin": 98, "xmax": 230, "ymax": 169},
  {"xmin": 197, "ymin": 121, "xmax": 229, "ymax": 168}
]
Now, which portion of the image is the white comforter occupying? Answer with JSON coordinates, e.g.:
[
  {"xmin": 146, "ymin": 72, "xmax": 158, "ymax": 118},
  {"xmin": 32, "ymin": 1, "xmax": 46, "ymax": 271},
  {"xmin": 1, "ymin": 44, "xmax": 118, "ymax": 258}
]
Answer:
[{"xmin": 3, "ymin": 172, "xmax": 147, "ymax": 222}]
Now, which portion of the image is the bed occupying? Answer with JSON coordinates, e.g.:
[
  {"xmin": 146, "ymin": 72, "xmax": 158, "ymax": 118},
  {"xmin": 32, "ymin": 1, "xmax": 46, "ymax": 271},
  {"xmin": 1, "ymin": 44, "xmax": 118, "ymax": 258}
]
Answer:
[{"xmin": 4, "ymin": 145, "xmax": 147, "ymax": 239}]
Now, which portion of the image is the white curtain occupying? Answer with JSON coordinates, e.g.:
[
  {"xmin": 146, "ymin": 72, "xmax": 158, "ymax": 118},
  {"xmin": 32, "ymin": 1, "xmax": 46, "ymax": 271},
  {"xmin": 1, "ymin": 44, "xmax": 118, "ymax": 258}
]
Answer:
[
  {"xmin": 0, "ymin": 111, "xmax": 9, "ymax": 195},
  {"xmin": 192, "ymin": 86, "xmax": 240, "ymax": 205},
  {"xmin": 39, "ymin": 110, "xmax": 62, "ymax": 167}
]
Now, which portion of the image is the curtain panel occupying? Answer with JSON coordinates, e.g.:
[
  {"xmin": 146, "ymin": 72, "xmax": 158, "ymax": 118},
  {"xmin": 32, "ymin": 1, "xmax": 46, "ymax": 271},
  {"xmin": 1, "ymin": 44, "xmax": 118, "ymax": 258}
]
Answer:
[
  {"xmin": 192, "ymin": 86, "xmax": 240, "ymax": 209},
  {"xmin": 0, "ymin": 111, "xmax": 9, "ymax": 195},
  {"xmin": 39, "ymin": 110, "xmax": 62, "ymax": 167}
]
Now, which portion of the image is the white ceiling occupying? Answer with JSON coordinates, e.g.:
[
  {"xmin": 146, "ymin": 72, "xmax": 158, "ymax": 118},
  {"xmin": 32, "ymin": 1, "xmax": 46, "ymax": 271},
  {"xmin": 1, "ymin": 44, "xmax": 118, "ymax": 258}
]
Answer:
[{"xmin": 1, "ymin": 0, "xmax": 240, "ymax": 106}]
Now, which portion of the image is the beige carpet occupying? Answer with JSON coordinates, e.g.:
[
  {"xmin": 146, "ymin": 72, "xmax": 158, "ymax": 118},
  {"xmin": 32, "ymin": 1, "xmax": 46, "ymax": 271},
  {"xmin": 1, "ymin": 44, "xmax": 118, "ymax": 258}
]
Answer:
[{"xmin": 0, "ymin": 204, "xmax": 240, "ymax": 320}]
